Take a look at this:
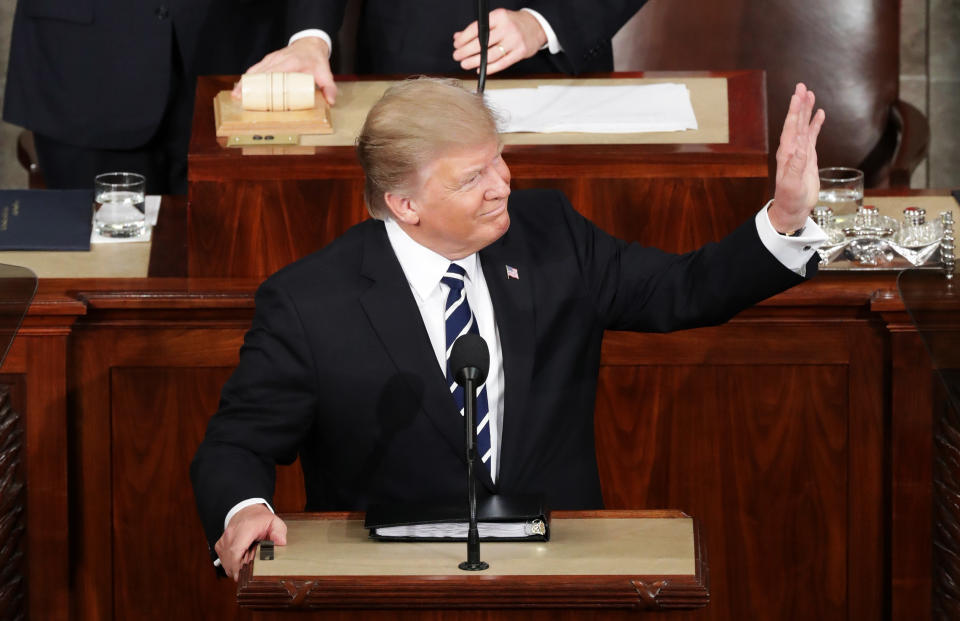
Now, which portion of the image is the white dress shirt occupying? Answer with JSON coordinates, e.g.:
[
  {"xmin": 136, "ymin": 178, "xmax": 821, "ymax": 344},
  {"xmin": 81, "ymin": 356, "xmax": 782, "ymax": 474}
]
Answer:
[{"xmin": 383, "ymin": 219, "xmax": 506, "ymax": 483}]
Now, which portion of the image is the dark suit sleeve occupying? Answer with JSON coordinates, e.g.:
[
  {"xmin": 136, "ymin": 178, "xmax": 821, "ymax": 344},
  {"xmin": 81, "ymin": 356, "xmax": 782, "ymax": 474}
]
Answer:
[
  {"xmin": 525, "ymin": 0, "xmax": 649, "ymax": 73},
  {"xmin": 550, "ymin": 191, "xmax": 815, "ymax": 332},
  {"xmin": 190, "ymin": 278, "xmax": 319, "ymax": 550},
  {"xmin": 286, "ymin": 0, "xmax": 348, "ymax": 37}
]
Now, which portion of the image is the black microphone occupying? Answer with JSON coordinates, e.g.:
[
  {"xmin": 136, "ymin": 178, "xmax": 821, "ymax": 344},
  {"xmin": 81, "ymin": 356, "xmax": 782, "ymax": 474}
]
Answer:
[
  {"xmin": 450, "ymin": 332, "xmax": 489, "ymax": 386},
  {"xmin": 476, "ymin": 0, "xmax": 490, "ymax": 93},
  {"xmin": 450, "ymin": 332, "xmax": 490, "ymax": 571}
]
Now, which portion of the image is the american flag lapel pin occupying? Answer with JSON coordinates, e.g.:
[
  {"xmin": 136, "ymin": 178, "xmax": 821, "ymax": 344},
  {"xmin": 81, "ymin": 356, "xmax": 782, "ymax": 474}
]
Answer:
[{"xmin": 505, "ymin": 265, "xmax": 519, "ymax": 280}]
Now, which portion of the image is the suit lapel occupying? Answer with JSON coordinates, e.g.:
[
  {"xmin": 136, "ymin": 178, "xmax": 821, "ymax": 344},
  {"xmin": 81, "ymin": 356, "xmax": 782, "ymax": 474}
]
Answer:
[
  {"xmin": 359, "ymin": 223, "xmax": 497, "ymax": 492},
  {"xmin": 480, "ymin": 220, "xmax": 535, "ymax": 490}
]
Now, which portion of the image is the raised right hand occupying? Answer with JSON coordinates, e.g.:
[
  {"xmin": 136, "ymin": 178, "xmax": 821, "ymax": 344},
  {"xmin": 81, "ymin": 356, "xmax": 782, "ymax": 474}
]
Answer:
[
  {"xmin": 768, "ymin": 83, "xmax": 826, "ymax": 234},
  {"xmin": 215, "ymin": 504, "xmax": 287, "ymax": 581}
]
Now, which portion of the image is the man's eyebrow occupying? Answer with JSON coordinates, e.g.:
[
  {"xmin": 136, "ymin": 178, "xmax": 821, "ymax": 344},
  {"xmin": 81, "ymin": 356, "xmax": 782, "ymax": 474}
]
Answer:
[
  {"xmin": 461, "ymin": 164, "xmax": 485, "ymax": 181},
  {"xmin": 451, "ymin": 164, "xmax": 485, "ymax": 189},
  {"xmin": 450, "ymin": 147, "xmax": 502, "ymax": 189}
]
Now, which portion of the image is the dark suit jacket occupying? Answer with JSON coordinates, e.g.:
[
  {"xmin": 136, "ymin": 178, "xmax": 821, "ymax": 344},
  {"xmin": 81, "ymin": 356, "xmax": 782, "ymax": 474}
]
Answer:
[
  {"xmin": 190, "ymin": 189, "xmax": 815, "ymax": 549},
  {"xmin": 3, "ymin": 0, "xmax": 321, "ymax": 149},
  {"xmin": 323, "ymin": 0, "xmax": 648, "ymax": 75}
]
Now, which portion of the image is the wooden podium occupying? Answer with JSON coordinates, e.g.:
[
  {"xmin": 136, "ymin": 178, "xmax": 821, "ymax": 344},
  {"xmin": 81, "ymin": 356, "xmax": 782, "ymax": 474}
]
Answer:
[
  {"xmin": 239, "ymin": 510, "xmax": 708, "ymax": 619},
  {"xmin": 187, "ymin": 71, "xmax": 768, "ymax": 278}
]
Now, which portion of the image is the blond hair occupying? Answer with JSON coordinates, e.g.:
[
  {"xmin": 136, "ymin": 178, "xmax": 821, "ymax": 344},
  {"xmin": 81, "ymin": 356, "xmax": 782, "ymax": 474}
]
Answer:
[{"xmin": 356, "ymin": 77, "xmax": 500, "ymax": 219}]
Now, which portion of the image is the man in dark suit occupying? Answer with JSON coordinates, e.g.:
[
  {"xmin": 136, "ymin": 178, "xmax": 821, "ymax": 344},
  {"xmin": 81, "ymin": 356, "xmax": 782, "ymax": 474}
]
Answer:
[
  {"xmin": 3, "ymin": 0, "xmax": 323, "ymax": 193},
  {"xmin": 237, "ymin": 1, "xmax": 648, "ymax": 106},
  {"xmin": 192, "ymin": 77, "xmax": 826, "ymax": 579}
]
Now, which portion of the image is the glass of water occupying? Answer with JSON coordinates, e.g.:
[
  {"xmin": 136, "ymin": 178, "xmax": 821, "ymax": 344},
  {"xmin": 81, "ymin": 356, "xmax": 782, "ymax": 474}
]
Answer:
[
  {"xmin": 817, "ymin": 167, "xmax": 864, "ymax": 216},
  {"xmin": 93, "ymin": 172, "xmax": 146, "ymax": 238}
]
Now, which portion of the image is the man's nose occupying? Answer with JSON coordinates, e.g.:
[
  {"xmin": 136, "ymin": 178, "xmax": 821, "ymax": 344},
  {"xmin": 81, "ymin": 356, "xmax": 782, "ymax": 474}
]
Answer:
[{"xmin": 484, "ymin": 165, "xmax": 511, "ymax": 201}]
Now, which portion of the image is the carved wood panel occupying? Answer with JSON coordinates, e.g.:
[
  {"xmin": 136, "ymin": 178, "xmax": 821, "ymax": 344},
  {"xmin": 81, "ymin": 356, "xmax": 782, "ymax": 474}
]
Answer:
[
  {"xmin": 933, "ymin": 371, "xmax": 960, "ymax": 620},
  {"xmin": 0, "ymin": 387, "xmax": 25, "ymax": 621}
]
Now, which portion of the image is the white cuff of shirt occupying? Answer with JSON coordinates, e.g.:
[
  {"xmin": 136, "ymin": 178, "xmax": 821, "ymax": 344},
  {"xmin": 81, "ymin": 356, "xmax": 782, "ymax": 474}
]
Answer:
[
  {"xmin": 213, "ymin": 498, "xmax": 275, "ymax": 567},
  {"xmin": 289, "ymin": 29, "xmax": 333, "ymax": 57},
  {"xmin": 224, "ymin": 497, "xmax": 275, "ymax": 530},
  {"xmin": 754, "ymin": 200, "xmax": 827, "ymax": 277},
  {"xmin": 520, "ymin": 8, "xmax": 563, "ymax": 54}
]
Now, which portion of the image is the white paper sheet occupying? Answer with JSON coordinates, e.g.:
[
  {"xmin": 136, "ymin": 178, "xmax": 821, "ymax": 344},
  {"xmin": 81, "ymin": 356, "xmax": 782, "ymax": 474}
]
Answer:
[{"xmin": 484, "ymin": 83, "xmax": 698, "ymax": 134}]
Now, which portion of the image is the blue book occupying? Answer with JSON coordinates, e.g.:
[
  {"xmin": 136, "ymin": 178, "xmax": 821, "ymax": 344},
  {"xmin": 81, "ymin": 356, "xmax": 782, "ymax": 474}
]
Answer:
[{"xmin": 0, "ymin": 189, "xmax": 92, "ymax": 251}]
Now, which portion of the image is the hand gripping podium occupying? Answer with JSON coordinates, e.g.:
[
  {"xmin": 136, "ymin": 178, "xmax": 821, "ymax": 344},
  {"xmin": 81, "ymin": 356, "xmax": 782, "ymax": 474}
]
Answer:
[{"xmin": 237, "ymin": 510, "xmax": 708, "ymax": 619}]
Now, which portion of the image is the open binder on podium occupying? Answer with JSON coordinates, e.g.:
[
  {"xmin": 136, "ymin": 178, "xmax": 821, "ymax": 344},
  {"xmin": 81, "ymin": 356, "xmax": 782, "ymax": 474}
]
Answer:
[{"xmin": 364, "ymin": 494, "xmax": 549, "ymax": 541}]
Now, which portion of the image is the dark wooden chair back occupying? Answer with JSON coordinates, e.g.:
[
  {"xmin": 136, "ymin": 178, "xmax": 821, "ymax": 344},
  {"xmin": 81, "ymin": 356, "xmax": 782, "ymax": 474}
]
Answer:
[{"xmin": 614, "ymin": 0, "xmax": 928, "ymax": 187}]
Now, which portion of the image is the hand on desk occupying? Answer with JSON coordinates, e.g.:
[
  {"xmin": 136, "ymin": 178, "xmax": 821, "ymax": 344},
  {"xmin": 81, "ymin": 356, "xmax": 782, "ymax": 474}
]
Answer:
[
  {"xmin": 231, "ymin": 37, "xmax": 337, "ymax": 106},
  {"xmin": 216, "ymin": 503, "xmax": 287, "ymax": 581},
  {"xmin": 454, "ymin": 9, "xmax": 548, "ymax": 74},
  {"xmin": 769, "ymin": 83, "xmax": 826, "ymax": 235}
]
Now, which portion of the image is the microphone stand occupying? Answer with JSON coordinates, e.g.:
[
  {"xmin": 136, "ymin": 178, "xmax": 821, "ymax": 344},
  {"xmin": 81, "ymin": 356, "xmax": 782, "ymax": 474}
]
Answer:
[
  {"xmin": 477, "ymin": 0, "xmax": 489, "ymax": 93},
  {"xmin": 458, "ymin": 368, "xmax": 488, "ymax": 571}
]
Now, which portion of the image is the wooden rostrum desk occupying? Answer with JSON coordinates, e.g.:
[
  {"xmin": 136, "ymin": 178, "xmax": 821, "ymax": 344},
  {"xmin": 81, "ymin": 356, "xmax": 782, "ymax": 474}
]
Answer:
[
  {"xmin": 238, "ymin": 510, "xmax": 708, "ymax": 619},
  {"xmin": 187, "ymin": 71, "xmax": 767, "ymax": 278},
  {"xmin": 1, "ymin": 191, "xmax": 956, "ymax": 620}
]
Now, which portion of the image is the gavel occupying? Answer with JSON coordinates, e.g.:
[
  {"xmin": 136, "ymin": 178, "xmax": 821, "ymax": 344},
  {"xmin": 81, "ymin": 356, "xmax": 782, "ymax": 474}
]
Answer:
[{"xmin": 240, "ymin": 72, "xmax": 315, "ymax": 111}]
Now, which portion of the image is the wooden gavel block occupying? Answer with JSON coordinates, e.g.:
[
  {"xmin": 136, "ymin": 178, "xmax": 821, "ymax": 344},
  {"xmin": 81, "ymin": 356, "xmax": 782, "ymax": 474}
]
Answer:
[{"xmin": 213, "ymin": 72, "xmax": 332, "ymax": 144}]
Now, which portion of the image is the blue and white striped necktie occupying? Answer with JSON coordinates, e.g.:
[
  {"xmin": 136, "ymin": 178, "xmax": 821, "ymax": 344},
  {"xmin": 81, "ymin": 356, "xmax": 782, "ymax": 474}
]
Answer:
[{"xmin": 441, "ymin": 263, "xmax": 492, "ymax": 477}]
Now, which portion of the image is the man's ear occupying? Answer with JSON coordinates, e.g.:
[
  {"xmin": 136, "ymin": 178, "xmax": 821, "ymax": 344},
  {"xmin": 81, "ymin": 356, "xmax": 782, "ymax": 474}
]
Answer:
[{"xmin": 384, "ymin": 191, "xmax": 420, "ymax": 225}]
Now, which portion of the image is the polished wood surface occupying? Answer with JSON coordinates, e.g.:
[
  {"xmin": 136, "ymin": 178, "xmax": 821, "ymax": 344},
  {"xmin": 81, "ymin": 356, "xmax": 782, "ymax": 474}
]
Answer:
[
  {"xmin": 187, "ymin": 71, "xmax": 768, "ymax": 278},
  {"xmin": 882, "ymin": 314, "xmax": 934, "ymax": 620},
  {"xmin": 239, "ymin": 511, "xmax": 707, "ymax": 611}
]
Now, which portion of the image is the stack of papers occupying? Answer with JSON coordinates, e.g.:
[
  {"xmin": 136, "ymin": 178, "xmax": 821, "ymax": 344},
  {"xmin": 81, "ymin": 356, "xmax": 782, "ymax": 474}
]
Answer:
[{"xmin": 484, "ymin": 83, "xmax": 698, "ymax": 134}]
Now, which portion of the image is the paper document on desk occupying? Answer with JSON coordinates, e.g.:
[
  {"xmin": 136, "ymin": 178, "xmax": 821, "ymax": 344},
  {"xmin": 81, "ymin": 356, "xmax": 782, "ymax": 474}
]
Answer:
[{"xmin": 485, "ymin": 83, "xmax": 698, "ymax": 133}]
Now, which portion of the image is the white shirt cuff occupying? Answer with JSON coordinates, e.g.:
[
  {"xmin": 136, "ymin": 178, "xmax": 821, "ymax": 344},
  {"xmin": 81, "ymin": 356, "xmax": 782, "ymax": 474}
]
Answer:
[
  {"xmin": 213, "ymin": 498, "xmax": 275, "ymax": 567},
  {"xmin": 289, "ymin": 29, "xmax": 333, "ymax": 57},
  {"xmin": 224, "ymin": 498, "xmax": 274, "ymax": 531},
  {"xmin": 520, "ymin": 8, "xmax": 563, "ymax": 54},
  {"xmin": 754, "ymin": 200, "xmax": 827, "ymax": 277}
]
